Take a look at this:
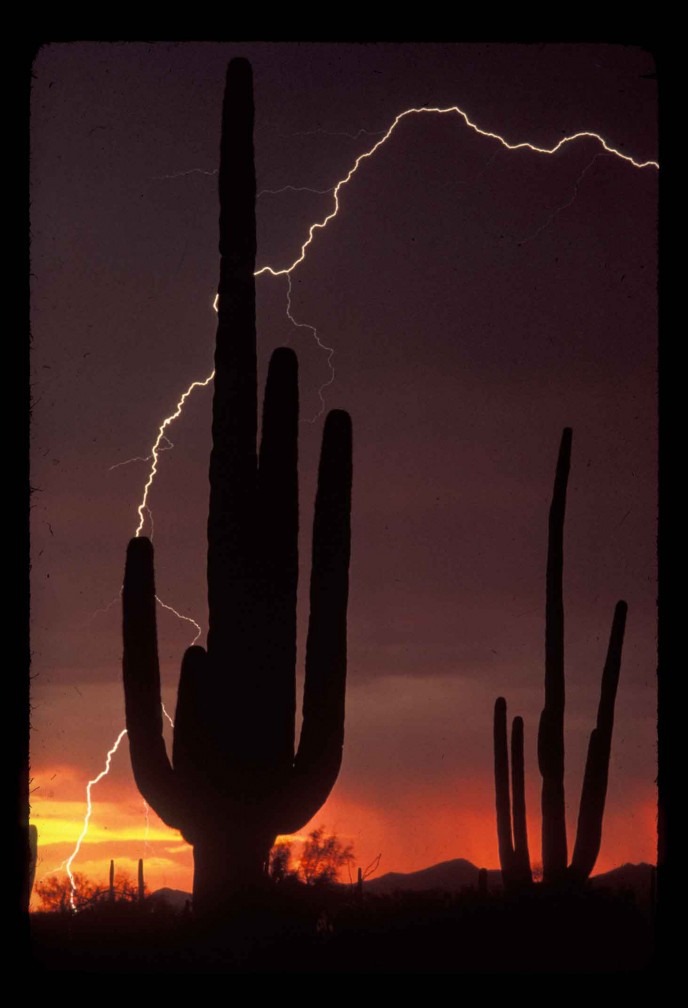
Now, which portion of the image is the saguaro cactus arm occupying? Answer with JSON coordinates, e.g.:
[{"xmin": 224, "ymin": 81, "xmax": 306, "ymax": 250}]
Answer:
[
  {"xmin": 538, "ymin": 426, "xmax": 571, "ymax": 884},
  {"xmin": 570, "ymin": 600, "xmax": 628, "ymax": 881},
  {"xmin": 494, "ymin": 697, "xmax": 515, "ymax": 881},
  {"xmin": 511, "ymin": 715, "xmax": 532, "ymax": 883},
  {"xmin": 494, "ymin": 700, "xmax": 532, "ymax": 891},
  {"xmin": 284, "ymin": 409, "xmax": 353, "ymax": 830},
  {"xmin": 123, "ymin": 538, "xmax": 183, "ymax": 830},
  {"xmin": 256, "ymin": 348, "xmax": 299, "ymax": 771}
]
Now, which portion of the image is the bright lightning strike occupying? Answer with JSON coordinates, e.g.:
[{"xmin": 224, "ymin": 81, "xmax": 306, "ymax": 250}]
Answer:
[
  {"xmin": 134, "ymin": 373, "xmax": 215, "ymax": 537},
  {"xmin": 64, "ymin": 728, "xmax": 128, "ymax": 911},
  {"xmin": 145, "ymin": 108, "xmax": 657, "ymax": 532},
  {"xmin": 63, "ymin": 623, "xmax": 181, "ymax": 907},
  {"xmin": 64, "ymin": 590, "xmax": 186, "ymax": 905},
  {"xmin": 253, "ymin": 106, "xmax": 658, "ymax": 280}
]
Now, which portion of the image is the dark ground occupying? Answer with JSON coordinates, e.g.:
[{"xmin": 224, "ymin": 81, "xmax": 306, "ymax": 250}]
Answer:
[{"xmin": 29, "ymin": 884, "xmax": 655, "ymax": 974}]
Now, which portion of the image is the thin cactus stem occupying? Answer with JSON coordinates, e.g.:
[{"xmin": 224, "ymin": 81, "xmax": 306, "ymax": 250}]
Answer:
[
  {"xmin": 494, "ymin": 697, "xmax": 515, "ymax": 884},
  {"xmin": 511, "ymin": 716, "xmax": 532, "ymax": 885},
  {"xmin": 538, "ymin": 427, "xmax": 571, "ymax": 885}
]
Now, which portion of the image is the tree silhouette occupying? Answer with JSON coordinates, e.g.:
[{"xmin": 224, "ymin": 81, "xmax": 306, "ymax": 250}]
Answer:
[
  {"xmin": 35, "ymin": 871, "xmax": 142, "ymax": 912},
  {"xmin": 268, "ymin": 841, "xmax": 295, "ymax": 884},
  {"xmin": 121, "ymin": 58, "xmax": 353, "ymax": 920},
  {"xmin": 298, "ymin": 827, "xmax": 355, "ymax": 886},
  {"xmin": 268, "ymin": 828, "xmax": 355, "ymax": 887},
  {"xmin": 35, "ymin": 873, "xmax": 97, "ymax": 913}
]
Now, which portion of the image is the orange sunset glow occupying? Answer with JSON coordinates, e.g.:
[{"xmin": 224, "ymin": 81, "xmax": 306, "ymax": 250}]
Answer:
[{"xmin": 30, "ymin": 757, "xmax": 657, "ymax": 911}]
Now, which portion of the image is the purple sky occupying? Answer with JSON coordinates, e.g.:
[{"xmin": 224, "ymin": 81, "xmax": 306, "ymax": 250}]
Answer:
[{"xmin": 30, "ymin": 43, "xmax": 657, "ymax": 883}]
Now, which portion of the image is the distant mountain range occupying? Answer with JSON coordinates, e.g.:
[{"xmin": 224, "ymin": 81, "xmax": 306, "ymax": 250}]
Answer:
[
  {"xmin": 151, "ymin": 860, "xmax": 655, "ymax": 909},
  {"xmin": 365, "ymin": 859, "xmax": 655, "ymax": 901},
  {"xmin": 589, "ymin": 862, "xmax": 656, "ymax": 901},
  {"xmin": 364, "ymin": 858, "xmax": 500, "ymax": 894}
]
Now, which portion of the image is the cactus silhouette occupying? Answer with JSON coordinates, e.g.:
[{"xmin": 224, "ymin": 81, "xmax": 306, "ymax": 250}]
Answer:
[
  {"xmin": 25, "ymin": 824, "xmax": 37, "ymax": 911},
  {"xmin": 494, "ymin": 428, "xmax": 627, "ymax": 890},
  {"xmin": 122, "ymin": 59, "xmax": 353, "ymax": 917},
  {"xmin": 494, "ymin": 699, "xmax": 532, "ymax": 891}
]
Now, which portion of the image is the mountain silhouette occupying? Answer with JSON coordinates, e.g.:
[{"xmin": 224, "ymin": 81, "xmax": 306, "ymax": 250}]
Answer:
[
  {"xmin": 588, "ymin": 862, "xmax": 655, "ymax": 902},
  {"xmin": 364, "ymin": 858, "xmax": 655, "ymax": 903},
  {"xmin": 148, "ymin": 887, "xmax": 192, "ymax": 911},
  {"xmin": 149, "ymin": 860, "xmax": 654, "ymax": 905},
  {"xmin": 364, "ymin": 858, "xmax": 501, "ymax": 894}
]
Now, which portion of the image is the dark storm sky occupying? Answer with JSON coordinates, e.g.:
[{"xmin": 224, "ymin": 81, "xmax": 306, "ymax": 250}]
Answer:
[{"xmin": 30, "ymin": 43, "xmax": 657, "ymax": 879}]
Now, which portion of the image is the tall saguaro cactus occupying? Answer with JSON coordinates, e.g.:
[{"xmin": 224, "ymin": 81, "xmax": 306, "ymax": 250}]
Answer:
[
  {"xmin": 493, "ymin": 429, "xmax": 627, "ymax": 890},
  {"xmin": 122, "ymin": 59, "xmax": 353, "ymax": 918}
]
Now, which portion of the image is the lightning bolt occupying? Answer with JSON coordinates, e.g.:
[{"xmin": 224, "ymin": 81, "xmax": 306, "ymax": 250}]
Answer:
[
  {"xmin": 145, "ymin": 507, "xmax": 155, "ymax": 541},
  {"xmin": 142, "ymin": 800, "xmax": 152, "ymax": 857},
  {"xmin": 287, "ymin": 126, "xmax": 386, "ymax": 141},
  {"xmin": 64, "ymin": 729, "xmax": 128, "ymax": 911},
  {"xmin": 62, "ymin": 622, "xmax": 181, "ymax": 908},
  {"xmin": 285, "ymin": 274, "xmax": 335, "ymax": 423},
  {"xmin": 81, "ymin": 591, "xmax": 120, "ymax": 628},
  {"xmin": 258, "ymin": 184, "xmax": 334, "ymax": 197},
  {"xmin": 141, "ymin": 109, "xmax": 655, "ymax": 512},
  {"xmin": 108, "ymin": 434, "xmax": 174, "ymax": 472},
  {"xmin": 515, "ymin": 154, "xmax": 607, "ymax": 246},
  {"xmin": 151, "ymin": 168, "xmax": 218, "ymax": 180},
  {"xmin": 154, "ymin": 596, "xmax": 202, "ymax": 647},
  {"xmin": 153, "ymin": 174, "xmax": 334, "ymax": 199},
  {"xmin": 252, "ymin": 108, "xmax": 657, "ymax": 280},
  {"xmin": 134, "ymin": 370, "xmax": 215, "ymax": 538},
  {"xmin": 62, "ymin": 105, "xmax": 656, "ymax": 906}
]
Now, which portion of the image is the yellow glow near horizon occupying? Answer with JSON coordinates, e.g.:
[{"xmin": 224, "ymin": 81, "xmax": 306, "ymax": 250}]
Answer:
[{"xmin": 34, "ymin": 813, "xmax": 175, "ymax": 847}]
